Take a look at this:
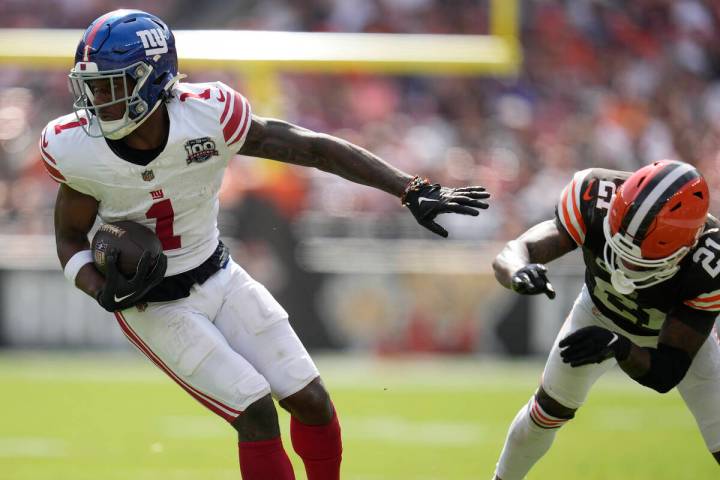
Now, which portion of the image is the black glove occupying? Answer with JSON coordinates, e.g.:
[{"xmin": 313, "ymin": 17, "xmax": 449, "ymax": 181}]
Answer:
[
  {"xmin": 511, "ymin": 263, "xmax": 556, "ymax": 299},
  {"xmin": 402, "ymin": 177, "xmax": 490, "ymax": 237},
  {"xmin": 95, "ymin": 248, "xmax": 167, "ymax": 312},
  {"xmin": 559, "ymin": 326, "xmax": 632, "ymax": 367}
]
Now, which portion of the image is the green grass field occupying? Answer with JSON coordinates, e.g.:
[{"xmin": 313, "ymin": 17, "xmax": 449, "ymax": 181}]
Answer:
[{"xmin": 0, "ymin": 352, "xmax": 716, "ymax": 480}]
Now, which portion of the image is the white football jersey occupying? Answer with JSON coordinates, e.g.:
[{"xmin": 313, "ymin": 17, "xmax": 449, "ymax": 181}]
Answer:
[{"xmin": 40, "ymin": 81, "xmax": 252, "ymax": 275}]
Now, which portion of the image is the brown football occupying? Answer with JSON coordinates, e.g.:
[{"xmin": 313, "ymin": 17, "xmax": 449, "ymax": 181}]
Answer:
[{"xmin": 91, "ymin": 221, "xmax": 163, "ymax": 278}]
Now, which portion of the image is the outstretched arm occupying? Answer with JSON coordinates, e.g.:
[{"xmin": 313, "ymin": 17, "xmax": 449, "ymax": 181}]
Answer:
[
  {"xmin": 560, "ymin": 305, "xmax": 715, "ymax": 393},
  {"xmin": 239, "ymin": 116, "xmax": 413, "ymax": 196},
  {"xmin": 493, "ymin": 219, "xmax": 577, "ymax": 296},
  {"xmin": 238, "ymin": 116, "xmax": 490, "ymax": 237}
]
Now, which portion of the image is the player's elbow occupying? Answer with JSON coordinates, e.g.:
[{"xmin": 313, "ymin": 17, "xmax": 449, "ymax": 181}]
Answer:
[
  {"xmin": 492, "ymin": 241, "xmax": 523, "ymax": 287},
  {"xmin": 633, "ymin": 343, "xmax": 692, "ymax": 394},
  {"xmin": 638, "ymin": 374, "xmax": 682, "ymax": 394},
  {"xmin": 492, "ymin": 256, "xmax": 502, "ymax": 276},
  {"xmin": 654, "ymin": 384, "xmax": 676, "ymax": 394},
  {"xmin": 492, "ymin": 254, "xmax": 510, "ymax": 287},
  {"xmin": 646, "ymin": 380, "xmax": 677, "ymax": 394}
]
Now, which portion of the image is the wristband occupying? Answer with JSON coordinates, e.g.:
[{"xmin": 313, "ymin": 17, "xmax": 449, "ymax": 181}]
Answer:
[
  {"xmin": 63, "ymin": 250, "xmax": 94, "ymax": 284},
  {"xmin": 400, "ymin": 175, "xmax": 429, "ymax": 205}
]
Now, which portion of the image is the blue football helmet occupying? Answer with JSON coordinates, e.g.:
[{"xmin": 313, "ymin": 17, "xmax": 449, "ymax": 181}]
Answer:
[{"xmin": 69, "ymin": 9, "xmax": 179, "ymax": 139}]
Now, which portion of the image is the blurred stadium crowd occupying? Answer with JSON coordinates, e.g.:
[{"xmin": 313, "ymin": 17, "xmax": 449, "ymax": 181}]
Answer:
[{"xmin": 1, "ymin": 0, "xmax": 720, "ymax": 239}]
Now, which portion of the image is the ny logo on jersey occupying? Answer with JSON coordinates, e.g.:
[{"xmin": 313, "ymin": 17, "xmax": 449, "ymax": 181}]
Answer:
[
  {"xmin": 136, "ymin": 28, "xmax": 168, "ymax": 56},
  {"xmin": 185, "ymin": 137, "xmax": 218, "ymax": 164}
]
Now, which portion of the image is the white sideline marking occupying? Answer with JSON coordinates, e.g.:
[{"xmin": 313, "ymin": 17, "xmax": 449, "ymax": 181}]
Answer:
[{"xmin": 0, "ymin": 438, "xmax": 66, "ymax": 457}]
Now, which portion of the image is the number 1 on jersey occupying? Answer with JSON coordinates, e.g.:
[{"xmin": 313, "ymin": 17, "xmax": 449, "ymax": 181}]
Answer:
[{"xmin": 146, "ymin": 199, "xmax": 181, "ymax": 250}]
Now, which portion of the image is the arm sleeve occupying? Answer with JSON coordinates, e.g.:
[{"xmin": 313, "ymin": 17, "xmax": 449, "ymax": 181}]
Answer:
[
  {"xmin": 633, "ymin": 305, "xmax": 716, "ymax": 393},
  {"xmin": 554, "ymin": 169, "xmax": 592, "ymax": 246},
  {"xmin": 634, "ymin": 343, "xmax": 693, "ymax": 394}
]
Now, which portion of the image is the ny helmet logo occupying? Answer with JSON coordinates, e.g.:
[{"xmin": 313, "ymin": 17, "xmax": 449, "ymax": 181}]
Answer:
[{"xmin": 136, "ymin": 28, "xmax": 168, "ymax": 56}]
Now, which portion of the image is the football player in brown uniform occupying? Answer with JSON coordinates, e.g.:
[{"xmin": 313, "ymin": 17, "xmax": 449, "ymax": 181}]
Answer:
[{"xmin": 491, "ymin": 161, "xmax": 720, "ymax": 479}]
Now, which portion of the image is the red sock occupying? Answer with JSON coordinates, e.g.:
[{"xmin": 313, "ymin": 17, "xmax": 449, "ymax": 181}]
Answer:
[
  {"xmin": 290, "ymin": 408, "xmax": 342, "ymax": 480},
  {"xmin": 238, "ymin": 437, "xmax": 295, "ymax": 480}
]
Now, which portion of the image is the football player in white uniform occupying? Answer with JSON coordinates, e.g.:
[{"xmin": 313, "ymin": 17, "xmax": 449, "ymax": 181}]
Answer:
[
  {"xmin": 43, "ymin": 10, "xmax": 490, "ymax": 480},
  {"xmin": 491, "ymin": 162, "xmax": 720, "ymax": 479}
]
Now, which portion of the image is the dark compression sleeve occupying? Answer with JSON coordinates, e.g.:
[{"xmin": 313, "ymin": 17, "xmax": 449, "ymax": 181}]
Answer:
[{"xmin": 633, "ymin": 343, "xmax": 692, "ymax": 394}]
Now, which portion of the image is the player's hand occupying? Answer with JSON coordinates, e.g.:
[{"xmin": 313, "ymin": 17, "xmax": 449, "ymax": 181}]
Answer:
[
  {"xmin": 402, "ymin": 177, "xmax": 490, "ymax": 237},
  {"xmin": 95, "ymin": 248, "xmax": 167, "ymax": 312},
  {"xmin": 559, "ymin": 326, "xmax": 632, "ymax": 367},
  {"xmin": 511, "ymin": 264, "xmax": 556, "ymax": 299}
]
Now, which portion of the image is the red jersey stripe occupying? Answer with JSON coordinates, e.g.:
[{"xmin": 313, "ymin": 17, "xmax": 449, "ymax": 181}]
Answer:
[
  {"xmin": 220, "ymin": 90, "xmax": 232, "ymax": 124},
  {"xmin": 179, "ymin": 88, "xmax": 211, "ymax": 102},
  {"xmin": 39, "ymin": 148, "xmax": 66, "ymax": 182},
  {"xmin": 40, "ymin": 144, "xmax": 58, "ymax": 165},
  {"xmin": 228, "ymin": 96, "xmax": 251, "ymax": 146},
  {"xmin": 222, "ymin": 92, "xmax": 246, "ymax": 144},
  {"xmin": 41, "ymin": 160, "xmax": 67, "ymax": 182}
]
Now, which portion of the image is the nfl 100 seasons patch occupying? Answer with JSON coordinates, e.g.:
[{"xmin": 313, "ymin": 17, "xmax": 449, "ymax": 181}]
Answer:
[{"xmin": 185, "ymin": 137, "xmax": 219, "ymax": 164}]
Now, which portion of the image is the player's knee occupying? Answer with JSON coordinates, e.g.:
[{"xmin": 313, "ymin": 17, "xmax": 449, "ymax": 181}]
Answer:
[
  {"xmin": 534, "ymin": 387, "xmax": 576, "ymax": 422},
  {"xmin": 231, "ymin": 394, "xmax": 280, "ymax": 441},
  {"xmin": 279, "ymin": 377, "xmax": 333, "ymax": 425}
]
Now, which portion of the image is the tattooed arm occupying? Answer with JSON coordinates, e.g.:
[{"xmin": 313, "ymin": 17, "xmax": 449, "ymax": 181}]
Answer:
[
  {"xmin": 238, "ymin": 116, "xmax": 413, "ymax": 197},
  {"xmin": 492, "ymin": 219, "xmax": 577, "ymax": 289}
]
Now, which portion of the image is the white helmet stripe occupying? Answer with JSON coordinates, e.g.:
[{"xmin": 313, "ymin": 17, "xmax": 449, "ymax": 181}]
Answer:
[{"xmin": 625, "ymin": 163, "xmax": 695, "ymax": 237}]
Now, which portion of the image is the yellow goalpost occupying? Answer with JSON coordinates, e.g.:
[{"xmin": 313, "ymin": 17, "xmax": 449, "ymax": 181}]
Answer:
[{"xmin": 0, "ymin": 0, "xmax": 520, "ymax": 113}]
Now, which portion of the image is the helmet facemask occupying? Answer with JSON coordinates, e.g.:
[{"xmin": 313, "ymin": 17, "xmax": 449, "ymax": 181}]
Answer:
[
  {"xmin": 602, "ymin": 215, "xmax": 689, "ymax": 294},
  {"xmin": 71, "ymin": 10, "xmax": 181, "ymax": 140},
  {"xmin": 68, "ymin": 61, "xmax": 156, "ymax": 140}
]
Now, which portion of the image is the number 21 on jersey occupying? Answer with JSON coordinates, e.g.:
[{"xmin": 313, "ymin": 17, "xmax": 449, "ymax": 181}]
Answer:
[
  {"xmin": 694, "ymin": 237, "xmax": 720, "ymax": 278},
  {"xmin": 146, "ymin": 199, "xmax": 181, "ymax": 250}
]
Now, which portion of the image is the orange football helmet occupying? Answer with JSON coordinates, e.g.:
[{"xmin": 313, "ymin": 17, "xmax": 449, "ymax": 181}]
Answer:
[{"xmin": 603, "ymin": 160, "xmax": 709, "ymax": 294}]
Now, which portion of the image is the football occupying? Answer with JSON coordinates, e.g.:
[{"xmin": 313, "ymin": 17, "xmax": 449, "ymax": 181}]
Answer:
[{"xmin": 91, "ymin": 221, "xmax": 163, "ymax": 278}]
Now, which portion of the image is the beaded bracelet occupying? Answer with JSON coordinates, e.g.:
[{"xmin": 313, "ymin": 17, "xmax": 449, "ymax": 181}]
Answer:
[{"xmin": 400, "ymin": 175, "xmax": 430, "ymax": 205}]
